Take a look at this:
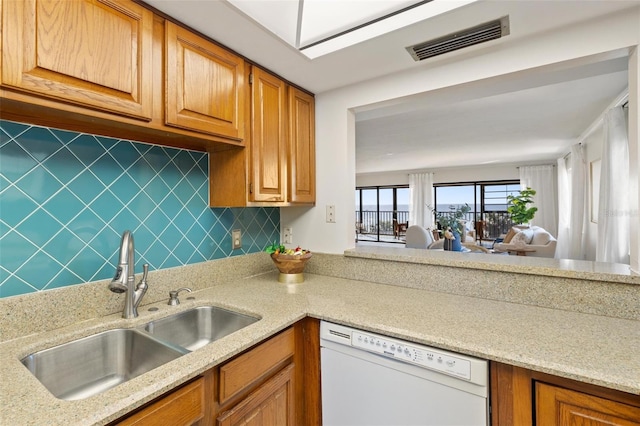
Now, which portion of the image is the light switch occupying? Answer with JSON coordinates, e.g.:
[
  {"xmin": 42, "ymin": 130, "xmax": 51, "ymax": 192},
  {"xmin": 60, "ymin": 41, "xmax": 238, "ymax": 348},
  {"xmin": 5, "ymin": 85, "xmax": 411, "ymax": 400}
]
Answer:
[
  {"xmin": 283, "ymin": 227, "xmax": 293, "ymax": 244},
  {"xmin": 326, "ymin": 205, "xmax": 336, "ymax": 223}
]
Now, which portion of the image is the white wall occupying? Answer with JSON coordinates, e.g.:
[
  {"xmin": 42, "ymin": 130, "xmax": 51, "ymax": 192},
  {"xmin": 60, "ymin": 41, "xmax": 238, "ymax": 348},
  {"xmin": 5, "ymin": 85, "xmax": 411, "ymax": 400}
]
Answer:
[
  {"xmin": 282, "ymin": 7, "xmax": 640, "ymax": 255},
  {"xmin": 356, "ymin": 164, "xmax": 521, "ymax": 187},
  {"xmin": 356, "ymin": 171, "xmax": 409, "ymax": 187}
]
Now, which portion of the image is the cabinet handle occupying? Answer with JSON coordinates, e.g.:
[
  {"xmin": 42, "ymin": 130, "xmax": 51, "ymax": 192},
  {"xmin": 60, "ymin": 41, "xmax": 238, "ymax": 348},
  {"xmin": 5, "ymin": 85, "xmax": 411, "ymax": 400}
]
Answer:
[{"xmin": 249, "ymin": 183, "xmax": 253, "ymax": 194}]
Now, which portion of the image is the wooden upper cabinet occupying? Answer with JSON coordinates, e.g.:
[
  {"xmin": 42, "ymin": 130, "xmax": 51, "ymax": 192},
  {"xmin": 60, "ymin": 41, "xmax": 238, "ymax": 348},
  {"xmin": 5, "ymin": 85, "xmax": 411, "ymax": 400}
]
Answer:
[
  {"xmin": 536, "ymin": 382, "xmax": 640, "ymax": 426},
  {"xmin": 1, "ymin": 0, "xmax": 153, "ymax": 120},
  {"xmin": 250, "ymin": 67, "xmax": 287, "ymax": 203},
  {"xmin": 165, "ymin": 21, "xmax": 245, "ymax": 141},
  {"xmin": 208, "ymin": 66, "xmax": 315, "ymax": 207},
  {"xmin": 288, "ymin": 87, "xmax": 316, "ymax": 204}
]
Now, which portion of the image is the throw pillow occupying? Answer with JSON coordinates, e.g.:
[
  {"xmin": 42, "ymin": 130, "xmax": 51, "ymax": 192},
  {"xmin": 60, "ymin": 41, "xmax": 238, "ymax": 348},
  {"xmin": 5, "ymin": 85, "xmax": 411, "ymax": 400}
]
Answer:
[
  {"xmin": 503, "ymin": 227, "xmax": 518, "ymax": 243},
  {"xmin": 511, "ymin": 230, "xmax": 532, "ymax": 246},
  {"xmin": 520, "ymin": 228, "xmax": 535, "ymax": 244}
]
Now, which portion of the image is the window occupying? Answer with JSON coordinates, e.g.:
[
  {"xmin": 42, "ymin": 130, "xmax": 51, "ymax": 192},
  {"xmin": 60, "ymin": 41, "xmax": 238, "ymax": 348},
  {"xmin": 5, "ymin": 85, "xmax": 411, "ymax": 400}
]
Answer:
[
  {"xmin": 355, "ymin": 185, "xmax": 409, "ymax": 243},
  {"xmin": 434, "ymin": 180, "xmax": 520, "ymax": 240},
  {"xmin": 482, "ymin": 183, "xmax": 521, "ymax": 212}
]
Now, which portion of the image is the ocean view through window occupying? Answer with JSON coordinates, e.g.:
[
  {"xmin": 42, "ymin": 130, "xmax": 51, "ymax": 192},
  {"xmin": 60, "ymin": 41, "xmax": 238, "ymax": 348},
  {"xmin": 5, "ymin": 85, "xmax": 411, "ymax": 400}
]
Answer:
[
  {"xmin": 356, "ymin": 186, "xmax": 409, "ymax": 243},
  {"xmin": 434, "ymin": 181, "xmax": 520, "ymax": 241},
  {"xmin": 356, "ymin": 181, "xmax": 521, "ymax": 244}
]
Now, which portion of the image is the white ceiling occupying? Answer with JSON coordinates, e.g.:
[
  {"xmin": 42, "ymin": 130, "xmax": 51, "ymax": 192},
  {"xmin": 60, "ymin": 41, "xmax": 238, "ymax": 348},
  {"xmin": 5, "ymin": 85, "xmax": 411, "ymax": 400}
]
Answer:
[
  {"xmin": 355, "ymin": 56, "xmax": 629, "ymax": 173},
  {"xmin": 143, "ymin": 0, "xmax": 635, "ymax": 174}
]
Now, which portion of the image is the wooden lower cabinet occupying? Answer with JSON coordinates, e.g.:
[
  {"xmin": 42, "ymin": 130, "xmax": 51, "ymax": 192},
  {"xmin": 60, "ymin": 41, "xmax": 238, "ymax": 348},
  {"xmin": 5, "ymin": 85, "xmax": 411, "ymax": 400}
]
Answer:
[
  {"xmin": 216, "ymin": 363, "xmax": 295, "ymax": 426},
  {"xmin": 214, "ymin": 318, "xmax": 321, "ymax": 426},
  {"xmin": 112, "ymin": 318, "xmax": 320, "ymax": 426},
  {"xmin": 491, "ymin": 362, "xmax": 640, "ymax": 426},
  {"xmin": 536, "ymin": 382, "xmax": 640, "ymax": 426}
]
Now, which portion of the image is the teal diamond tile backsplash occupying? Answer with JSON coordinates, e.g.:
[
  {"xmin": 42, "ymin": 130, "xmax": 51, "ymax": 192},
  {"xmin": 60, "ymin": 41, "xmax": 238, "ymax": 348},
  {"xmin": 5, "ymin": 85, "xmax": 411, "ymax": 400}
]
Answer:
[{"xmin": 0, "ymin": 120, "xmax": 279, "ymax": 298}]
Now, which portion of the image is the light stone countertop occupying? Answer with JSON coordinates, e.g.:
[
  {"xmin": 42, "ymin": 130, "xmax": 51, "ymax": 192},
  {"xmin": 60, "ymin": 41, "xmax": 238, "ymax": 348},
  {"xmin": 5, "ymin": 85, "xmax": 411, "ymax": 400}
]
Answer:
[
  {"xmin": 1, "ymin": 271, "xmax": 639, "ymax": 426},
  {"xmin": 345, "ymin": 246, "xmax": 640, "ymax": 284}
]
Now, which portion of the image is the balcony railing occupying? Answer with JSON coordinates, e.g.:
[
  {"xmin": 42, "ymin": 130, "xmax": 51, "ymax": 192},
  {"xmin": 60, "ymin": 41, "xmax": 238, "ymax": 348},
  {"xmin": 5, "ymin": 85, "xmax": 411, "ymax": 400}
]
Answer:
[
  {"xmin": 355, "ymin": 210, "xmax": 514, "ymax": 241},
  {"xmin": 355, "ymin": 210, "xmax": 409, "ymax": 239}
]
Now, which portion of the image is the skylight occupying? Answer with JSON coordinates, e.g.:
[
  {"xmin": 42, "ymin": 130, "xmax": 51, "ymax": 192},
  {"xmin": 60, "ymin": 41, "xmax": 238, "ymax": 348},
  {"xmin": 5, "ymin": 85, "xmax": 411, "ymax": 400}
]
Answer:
[{"xmin": 226, "ymin": 0, "xmax": 479, "ymax": 59}]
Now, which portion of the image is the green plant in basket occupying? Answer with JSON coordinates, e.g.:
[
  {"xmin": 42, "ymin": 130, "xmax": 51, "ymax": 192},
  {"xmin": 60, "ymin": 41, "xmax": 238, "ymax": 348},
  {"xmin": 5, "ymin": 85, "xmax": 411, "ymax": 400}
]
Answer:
[
  {"xmin": 264, "ymin": 241, "xmax": 286, "ymax": 254},
  {"xmin": 264, "ymin": 241, "xmax": 311, "ymax": 256}
]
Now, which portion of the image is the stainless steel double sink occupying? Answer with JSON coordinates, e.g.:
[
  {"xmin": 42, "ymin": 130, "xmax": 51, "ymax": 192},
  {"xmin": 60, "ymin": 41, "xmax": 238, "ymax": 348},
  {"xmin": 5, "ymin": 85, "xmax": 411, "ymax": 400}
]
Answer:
[{"xmin": 21, "ymin": 306, "xmax": 259, "ymax": 401}]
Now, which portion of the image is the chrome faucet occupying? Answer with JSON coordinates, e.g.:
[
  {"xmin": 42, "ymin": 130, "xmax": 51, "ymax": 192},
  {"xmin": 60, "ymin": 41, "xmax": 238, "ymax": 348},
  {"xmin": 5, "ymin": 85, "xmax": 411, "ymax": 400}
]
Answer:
[{"xmin": 108, "ymin": 230, "xmax": 149, "ymax": 318}]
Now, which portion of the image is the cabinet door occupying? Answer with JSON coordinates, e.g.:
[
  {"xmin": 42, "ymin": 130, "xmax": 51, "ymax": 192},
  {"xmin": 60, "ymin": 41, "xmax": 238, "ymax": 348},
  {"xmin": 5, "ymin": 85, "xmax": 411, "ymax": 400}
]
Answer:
[
  {"xmin": 165, "ymin": 22, "xmax": 245, "ymax": 141},
  {"xmin": 1, "ymin": 0, "xmax": 153, "ymax": 120},
  {"xmin": 288, "ymin": 87, "xmax": 315, "ymax": 204},
  {"xmin": 250, "ymin": 67, "xmax": 287, "ymax": 203},
  {"xmin": 536, "ymin": 382, "xmax": 640, "ymax": 426},
  {"xmin": 217, "ymin": 363, "xmax": 295, "ymax": 426}
]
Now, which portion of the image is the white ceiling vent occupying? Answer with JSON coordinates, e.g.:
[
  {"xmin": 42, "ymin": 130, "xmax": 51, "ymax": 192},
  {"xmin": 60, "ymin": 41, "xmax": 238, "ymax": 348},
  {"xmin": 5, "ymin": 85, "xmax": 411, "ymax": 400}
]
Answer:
[{"xmin": 407, "ymin": 16, "xmax": 509, "ymax": 61}]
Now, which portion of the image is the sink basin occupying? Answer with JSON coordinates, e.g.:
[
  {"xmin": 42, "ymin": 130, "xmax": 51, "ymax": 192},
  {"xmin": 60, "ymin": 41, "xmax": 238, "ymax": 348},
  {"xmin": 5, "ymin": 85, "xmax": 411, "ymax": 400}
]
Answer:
[
  {"xmin": 21, "ymin": 329, "xmax": 187, "ymax": 401},
  {"xmin": 21, "ymin": 306, "xmax": 259, "ymax": 400},
  {"xmin": 140, "ymin": 306, "xmax": 260, "ymax": 352}
]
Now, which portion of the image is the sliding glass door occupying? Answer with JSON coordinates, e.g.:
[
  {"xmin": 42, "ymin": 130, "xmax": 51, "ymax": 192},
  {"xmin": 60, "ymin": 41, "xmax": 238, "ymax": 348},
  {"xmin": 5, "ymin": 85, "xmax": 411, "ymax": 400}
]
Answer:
[
  {"xmin": 433, "ymin": 181, "xmax": 520, "ymax": 241},
  {"xmin": 355, "ymin": 186, "xmax": 409, "ymax": 243}
]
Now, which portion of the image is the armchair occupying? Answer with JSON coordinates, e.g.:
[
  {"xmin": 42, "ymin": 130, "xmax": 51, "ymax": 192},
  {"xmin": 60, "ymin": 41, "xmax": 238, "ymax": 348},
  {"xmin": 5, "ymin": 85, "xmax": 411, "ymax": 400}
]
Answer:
[{"xmin": 405, "ymin": 225, "xmax": 434, "ymax": 249}]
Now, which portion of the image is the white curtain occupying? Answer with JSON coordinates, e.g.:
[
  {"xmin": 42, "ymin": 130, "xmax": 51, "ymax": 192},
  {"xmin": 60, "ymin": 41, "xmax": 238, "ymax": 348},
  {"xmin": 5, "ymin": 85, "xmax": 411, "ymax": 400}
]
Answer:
[
  {"xmin": 409, "ymin": 172, "xmax": 434, "ymax": 229},
  {"xmin": 555, "ymin": 156, "xmax": 571, "ymax": 259},
  {"xmin": 597, "ymin": 106, "xmax": 630, "ymax": 264},
  {"xmin": 556, "ymin": 144, "xmax": 587, "ymax": 260},
  {"xmin": 569, "ymin": 144, "xmax": 588, "ymax": 260},
  {"xmin": 519, "ymin": 165, "xmax": 557, "ymax": 237}
]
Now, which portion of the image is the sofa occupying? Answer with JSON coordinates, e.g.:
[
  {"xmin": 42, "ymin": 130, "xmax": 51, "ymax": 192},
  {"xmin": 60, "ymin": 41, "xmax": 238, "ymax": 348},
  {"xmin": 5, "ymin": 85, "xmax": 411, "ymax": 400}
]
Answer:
[{"xmin": 493, "ymin": 225, "xmax": 557, "ymax": 258}]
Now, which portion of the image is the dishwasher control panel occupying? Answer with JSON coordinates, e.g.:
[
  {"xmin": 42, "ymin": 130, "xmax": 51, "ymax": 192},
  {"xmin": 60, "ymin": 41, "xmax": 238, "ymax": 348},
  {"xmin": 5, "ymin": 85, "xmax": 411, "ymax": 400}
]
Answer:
[{"xmin": 351, "ymin": 330, "xmax": 472, "ymax": 380}]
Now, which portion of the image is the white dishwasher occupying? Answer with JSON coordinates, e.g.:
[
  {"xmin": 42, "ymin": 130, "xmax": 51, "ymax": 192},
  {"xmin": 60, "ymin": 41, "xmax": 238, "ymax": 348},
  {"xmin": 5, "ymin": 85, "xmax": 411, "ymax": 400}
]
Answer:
[{"xmin": 320, "ymin": 321, "xmax": 489, "ymax": 426}]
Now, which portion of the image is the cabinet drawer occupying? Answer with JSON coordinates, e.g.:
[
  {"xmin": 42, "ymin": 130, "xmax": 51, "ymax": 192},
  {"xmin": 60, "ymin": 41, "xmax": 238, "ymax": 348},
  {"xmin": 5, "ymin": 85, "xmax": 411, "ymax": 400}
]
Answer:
[
  {"xmin": 219, "ymin": 327, "xmax": 294, "ymax": 405},
  {"xmin": 116, "ymin": 377, "xmax": 205, "ymax": 426}
]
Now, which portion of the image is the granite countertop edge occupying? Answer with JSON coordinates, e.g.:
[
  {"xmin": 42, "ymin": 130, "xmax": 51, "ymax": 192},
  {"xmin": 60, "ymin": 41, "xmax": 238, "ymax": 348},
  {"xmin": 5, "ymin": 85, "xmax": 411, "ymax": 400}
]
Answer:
[
  {"xmin": 1, "ymin": 272, "xmax": 638, "ymax": 426},
  {"xmin": 344, "ymin": 247, "xmax": 640, "ymax": 284}
]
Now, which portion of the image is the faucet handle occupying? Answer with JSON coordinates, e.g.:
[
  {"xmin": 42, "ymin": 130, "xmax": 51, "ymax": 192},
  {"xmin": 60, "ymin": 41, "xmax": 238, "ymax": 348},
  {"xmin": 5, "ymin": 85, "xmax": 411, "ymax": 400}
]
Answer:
[
  {"xmin": 139, "ymin": 264, "xmax": 149, "ymax": 284},
  {"xmin": 168, "ymin": 287, "xmax": 192, "ymax": 306},
  {"xmin": 136, "ymin": 263, "xmax": 149, "ymax": 293}
]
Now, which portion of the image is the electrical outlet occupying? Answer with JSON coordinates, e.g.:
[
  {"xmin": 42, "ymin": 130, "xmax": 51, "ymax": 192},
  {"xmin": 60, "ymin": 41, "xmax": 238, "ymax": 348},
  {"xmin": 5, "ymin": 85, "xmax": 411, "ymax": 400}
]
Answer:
[
  {"xmin": 283, "ymin": 227, "xmax": 293, "ymax": 244},
  {"xmin": 326, "ymin": 205, "xmax": 336, "ymax": 223},
  {"xmin": 232, "ymin": 229, "xmax": 242, "ymax": 250}
]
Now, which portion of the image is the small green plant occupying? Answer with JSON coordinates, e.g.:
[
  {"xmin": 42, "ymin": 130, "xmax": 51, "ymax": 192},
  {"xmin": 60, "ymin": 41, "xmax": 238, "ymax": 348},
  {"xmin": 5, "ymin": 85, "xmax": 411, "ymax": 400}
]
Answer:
[
  {"xmin": 264, "ymin": 241, "xmax": 285, "ymax": 254},
  {"xmin": 431, "ymin": 203, "xmax": 471, "ymax": 236},
  {"xmin": 265, "ymin": 241, "xmax": 310, "ymax": 255},
  {"xmin": 507, "ymin": 187, "xmax": 538, "ymax": 225}
]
